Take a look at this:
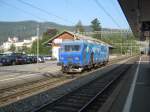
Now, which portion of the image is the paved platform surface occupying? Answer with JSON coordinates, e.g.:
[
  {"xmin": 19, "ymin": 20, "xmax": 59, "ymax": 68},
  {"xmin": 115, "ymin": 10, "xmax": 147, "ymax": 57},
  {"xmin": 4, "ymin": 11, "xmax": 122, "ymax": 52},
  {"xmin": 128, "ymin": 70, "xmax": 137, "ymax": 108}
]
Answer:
[
  {"xmin": 109, "ymin": 56, "xmax": 150, "ymax": 112},
  {"xmin": 130, "ymin": 56, "xmax": 150, "ymax": 112},
  {"xmin": 121, "ymin": 55, "xmax": 150, "ymax": 112}
]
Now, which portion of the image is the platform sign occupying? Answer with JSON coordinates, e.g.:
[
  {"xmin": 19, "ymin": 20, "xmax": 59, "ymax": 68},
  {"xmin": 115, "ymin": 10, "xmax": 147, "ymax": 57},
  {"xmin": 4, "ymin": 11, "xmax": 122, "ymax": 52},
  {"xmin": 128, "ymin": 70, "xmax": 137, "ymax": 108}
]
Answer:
[
  {"xmin": 144, "ymin": 31, "xmax": 150, "ymax": 37},
  {"xmin": 140, "ymin": 21, "xmax": 150, "ymax": 41},
  {"xmin": 142, "ymin": 21, "xmax": 150, "ymax": 31}
]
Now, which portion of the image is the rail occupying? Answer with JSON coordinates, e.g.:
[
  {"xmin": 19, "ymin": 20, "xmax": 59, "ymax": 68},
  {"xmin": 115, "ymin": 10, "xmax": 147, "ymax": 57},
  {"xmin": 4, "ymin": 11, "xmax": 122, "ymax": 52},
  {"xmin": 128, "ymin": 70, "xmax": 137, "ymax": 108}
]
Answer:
[{"xmin": 32, "ymin": 58, "xmax": 136, "ymax": 112}]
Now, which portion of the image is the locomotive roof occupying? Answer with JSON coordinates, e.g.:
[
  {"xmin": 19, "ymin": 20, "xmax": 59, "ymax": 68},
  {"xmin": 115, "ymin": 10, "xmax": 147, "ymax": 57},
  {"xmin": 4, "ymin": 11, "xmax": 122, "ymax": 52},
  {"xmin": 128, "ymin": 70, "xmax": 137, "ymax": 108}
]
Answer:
[
  {"xmin": 61, "ymin": 40, "xmax": 107, "ymax": 47},
  {"xmin": 61, "ymin": 40, "xmax": 88, "ymax": 44}
]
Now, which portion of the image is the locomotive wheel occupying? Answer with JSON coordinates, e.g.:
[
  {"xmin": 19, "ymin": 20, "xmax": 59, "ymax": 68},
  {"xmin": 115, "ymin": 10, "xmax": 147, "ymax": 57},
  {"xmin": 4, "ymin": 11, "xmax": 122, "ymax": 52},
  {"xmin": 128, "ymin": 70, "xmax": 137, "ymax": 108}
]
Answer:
[{"xmin": 61, "ymin": 66, "xmax": 66, "ymax": 73}]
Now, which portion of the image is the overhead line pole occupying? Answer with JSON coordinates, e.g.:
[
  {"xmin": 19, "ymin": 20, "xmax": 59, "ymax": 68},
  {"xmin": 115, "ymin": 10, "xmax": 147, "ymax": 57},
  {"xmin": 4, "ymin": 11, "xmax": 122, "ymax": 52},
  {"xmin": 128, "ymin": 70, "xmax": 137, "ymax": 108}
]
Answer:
[
  {"xmin": 37, "ymin": 24, "xmax": 39, "ymax": 65},
  {"xmin": 94, "ymin": 0, "xmax": 125, "ymax": 55}
]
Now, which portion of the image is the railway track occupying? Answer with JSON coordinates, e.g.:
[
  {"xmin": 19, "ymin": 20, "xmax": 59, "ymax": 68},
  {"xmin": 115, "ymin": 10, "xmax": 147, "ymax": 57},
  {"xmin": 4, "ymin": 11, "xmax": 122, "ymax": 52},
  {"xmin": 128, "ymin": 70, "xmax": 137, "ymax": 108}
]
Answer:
[
  {"xmin": 32, "ymin": 58, "xmax": 136, "ymax": 112},
  {"xmin": 0, "ymin": 69, "xmax": 41, "ymax": 74},
  {"xmin": 0, "ymin": 76, "xmax": 71, "ymax": 106},
  {"xmin": 0, "ymin": 56, "xmax": 133, "ymax": 107}
]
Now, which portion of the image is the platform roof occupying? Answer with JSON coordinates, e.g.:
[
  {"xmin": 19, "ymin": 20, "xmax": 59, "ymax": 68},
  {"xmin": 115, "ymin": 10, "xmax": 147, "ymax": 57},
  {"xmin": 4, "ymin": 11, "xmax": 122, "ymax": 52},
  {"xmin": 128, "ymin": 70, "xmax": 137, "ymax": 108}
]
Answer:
[{"xmin": 118, "ymin": 0, "xmax": 150, "ymax": 40}]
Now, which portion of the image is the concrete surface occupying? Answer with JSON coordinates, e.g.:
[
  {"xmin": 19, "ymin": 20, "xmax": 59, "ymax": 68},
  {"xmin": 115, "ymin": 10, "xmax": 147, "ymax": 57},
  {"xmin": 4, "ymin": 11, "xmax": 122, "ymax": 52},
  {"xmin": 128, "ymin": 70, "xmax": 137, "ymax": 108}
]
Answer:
[
  {"xmin": 0, "ymin": 61, "xmax": 61, "ymax": 89},
  {"xmin": 0, "ymin": 55, "xmax": 125, "ymax": 90},
  {"xmin": 0, "ymin": 61, "xmax": 60, "ymax": 73},
  {"xmin": 129, "ymin": 56, "xmax": 150, "ymax": 112},
  {"xmin": 0, "ymin": 57, "xmax": 134, "ymax": 112},
  {"xmin": 109, "ymin": 55, "xmax": 150, "ymax": 112}
]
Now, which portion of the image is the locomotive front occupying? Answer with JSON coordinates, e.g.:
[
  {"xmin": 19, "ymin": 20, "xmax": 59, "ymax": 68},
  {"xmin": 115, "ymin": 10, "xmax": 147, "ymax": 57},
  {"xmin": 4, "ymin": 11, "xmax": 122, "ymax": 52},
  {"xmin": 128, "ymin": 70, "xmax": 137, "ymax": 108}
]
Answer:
[{"xmin": 58, "ymin": 41, "xmax": 84, "ymax": 73}]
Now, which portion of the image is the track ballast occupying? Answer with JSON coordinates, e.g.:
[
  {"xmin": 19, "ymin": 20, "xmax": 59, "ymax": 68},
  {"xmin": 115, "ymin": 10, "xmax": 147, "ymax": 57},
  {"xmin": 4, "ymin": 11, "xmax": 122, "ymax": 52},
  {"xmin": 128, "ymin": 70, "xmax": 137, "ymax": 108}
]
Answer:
[{"xmin": 33, "ymin": 61, "xmax": 133, "ymax": 112}]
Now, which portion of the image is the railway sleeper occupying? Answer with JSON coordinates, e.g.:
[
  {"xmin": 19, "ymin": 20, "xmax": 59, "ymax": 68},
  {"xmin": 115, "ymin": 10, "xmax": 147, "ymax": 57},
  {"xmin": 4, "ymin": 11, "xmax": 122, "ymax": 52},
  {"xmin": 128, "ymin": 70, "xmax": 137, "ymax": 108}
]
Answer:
[
  {"xmin": 84, "ymin": 83, "xmax": 107, "ymax": 87},
  {"xmin": 57, "ymin": 102, "xmax": 83, "ymax": 108},
  {"xmin": 78, "ymin": 91, "xmax": 99, "ymax": 96},
  {"xmin": 79, "ymin": 89, "xmax": 102, "ymax": 94},
  {"xmin": 62, "ymin": 99, "xmax": 86, "ymax": 104},
  {"xmin": 73, "ymin": 93, "xmax": 94, "ymax": 97},
  {"xmin": 33, "ymin": 59, "xmax": 135, "ymax": 112},
  {"xmin": 69, "ymin": 95, "xmax": 91, "ymax": 100},
  {"xmin": 67, "ymin": 96, "xmax": 90, "ymax": 101},
  {"xmin": 52, "ymin": 105, "xmax": 78, "ymax": 112},
  {"xmin": 78, "ymin": 90, "xmax": 97, "ymax": 94}
]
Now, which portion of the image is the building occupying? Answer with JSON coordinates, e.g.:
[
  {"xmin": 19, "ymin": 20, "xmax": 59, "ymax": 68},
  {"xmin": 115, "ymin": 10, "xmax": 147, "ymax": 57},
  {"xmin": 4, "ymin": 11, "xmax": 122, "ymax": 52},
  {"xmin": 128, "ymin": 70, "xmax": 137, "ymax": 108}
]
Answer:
[
  {"xmin": 44, "ymin": 31, "xmax": 112, "ymax": 60},
  {"xmin": 1, "ymin": 36, "xmax": 37, "ymax": 52}
]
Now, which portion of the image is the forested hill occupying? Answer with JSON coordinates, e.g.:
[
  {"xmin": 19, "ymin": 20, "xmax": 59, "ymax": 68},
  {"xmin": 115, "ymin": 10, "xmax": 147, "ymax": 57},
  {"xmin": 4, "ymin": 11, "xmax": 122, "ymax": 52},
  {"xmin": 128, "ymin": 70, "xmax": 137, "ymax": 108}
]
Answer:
[
  {"xmin": 0, "ymin": 20, "xmax": 123, "ymax": 43},
  {"xmin": 0, "ymin": 21, "xmax": 92, "ymax": 43}
]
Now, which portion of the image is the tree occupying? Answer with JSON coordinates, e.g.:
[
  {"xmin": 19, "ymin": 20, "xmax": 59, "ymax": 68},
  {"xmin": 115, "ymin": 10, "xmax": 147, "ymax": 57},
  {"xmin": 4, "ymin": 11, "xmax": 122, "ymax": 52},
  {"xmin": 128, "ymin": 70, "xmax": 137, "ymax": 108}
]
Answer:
[
  {"xmin": 31, "ymin": 40, "xmax": 37, "ymax": 55},
  {"xmin": 30, "ymin": 28, "xmax": 58, "ymax": 55},
  {"xmin": 100, "ymin": 32, "xmax": 140, "ymax": 55},
  {"xmin": 91, "ymin": 18, "xmax": 101, "ymax": 31},
  {"xmin": 75, "ymin": 20, "xmax": 85, "ymax": 33},
  {"xmin": 91, "ymin": 18, "xmax": 102, "ymax": 39},
  {"xmin": 0, "ymin": 48, "xmax": 4, "ymax": 53},
  {"xmin": 9, "ymin": 44, "xmax": 16, "ymax": 52}
]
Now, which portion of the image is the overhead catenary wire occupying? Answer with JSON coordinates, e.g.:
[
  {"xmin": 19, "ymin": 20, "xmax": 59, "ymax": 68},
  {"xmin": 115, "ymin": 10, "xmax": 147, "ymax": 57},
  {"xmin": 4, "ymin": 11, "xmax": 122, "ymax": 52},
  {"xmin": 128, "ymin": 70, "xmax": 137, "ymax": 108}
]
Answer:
[
  {"xmin": 0, "ymin": 0, "xmax": 44, "ymax": 62},
  {"xmin": 94, "ymin": 0, "xmax": 122, "ymax": 29},
  {"xmin": 108, "ymin": 0, "xmax": 130, "ymax": 29},
  {"xmin": 108, "ymin": 0, "xmax": 122, "ymax": 18},
  {"xmin": 0, "ymin": 0, "xmax": 47, "ymax": 21},
  {"xmin": 94, "ymin": 0, "xmax": 126, "ymax": 55},
  {"xmin": 17, "ymin": 0, "xmax": 74, "ymax": 24}
]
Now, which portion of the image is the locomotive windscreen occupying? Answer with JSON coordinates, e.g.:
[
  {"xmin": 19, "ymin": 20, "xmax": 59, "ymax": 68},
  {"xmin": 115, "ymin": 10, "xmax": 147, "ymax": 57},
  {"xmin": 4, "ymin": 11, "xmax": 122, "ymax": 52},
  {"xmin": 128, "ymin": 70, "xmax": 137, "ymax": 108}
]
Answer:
[{"xmin": 64, "ymin": 45, "xmax": 80, "ymax": 52}]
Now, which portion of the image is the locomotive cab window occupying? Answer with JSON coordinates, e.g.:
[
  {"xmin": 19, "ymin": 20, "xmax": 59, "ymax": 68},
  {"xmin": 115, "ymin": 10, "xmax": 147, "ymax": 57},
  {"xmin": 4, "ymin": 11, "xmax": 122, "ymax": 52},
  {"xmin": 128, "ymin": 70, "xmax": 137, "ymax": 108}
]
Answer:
[{"xmin": 64, "ymin": 45, "xmax": 81, "ymax": 52}]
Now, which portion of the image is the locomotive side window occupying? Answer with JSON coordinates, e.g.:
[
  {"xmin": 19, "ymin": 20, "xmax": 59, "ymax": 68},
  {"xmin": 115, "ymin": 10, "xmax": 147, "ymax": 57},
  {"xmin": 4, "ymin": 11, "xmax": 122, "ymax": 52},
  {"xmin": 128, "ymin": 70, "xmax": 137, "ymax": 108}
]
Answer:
[{"xmin": 64, "ymin": 45, "xmax": 80, "ymax": 52}]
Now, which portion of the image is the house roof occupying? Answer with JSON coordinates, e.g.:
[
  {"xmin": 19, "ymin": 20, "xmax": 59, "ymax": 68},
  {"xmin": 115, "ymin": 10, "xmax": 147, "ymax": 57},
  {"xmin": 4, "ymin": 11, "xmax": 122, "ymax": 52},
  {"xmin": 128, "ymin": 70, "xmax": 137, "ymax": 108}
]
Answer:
[
  {"xmin": 43, "ymin": 30, "xmax": 113, "ymax": 48},
  {"xmin": 43, "ymin": 31, "xmax": 77, "ymax": 45}
]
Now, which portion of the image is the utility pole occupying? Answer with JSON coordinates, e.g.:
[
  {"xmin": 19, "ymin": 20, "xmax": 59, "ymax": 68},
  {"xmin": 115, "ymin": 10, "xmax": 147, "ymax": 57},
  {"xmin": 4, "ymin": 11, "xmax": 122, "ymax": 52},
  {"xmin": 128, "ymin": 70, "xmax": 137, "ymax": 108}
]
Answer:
[
  {"xmin": 36, "ymin": 24, "xmax": 39, "ymax": 65},
  {"xmin": 131, "ymin": 40, "xmax": 132, "ymax": 56},
  {"xmin": 120, "ymin": 29, "xmax": 123, "ymax": 55}
]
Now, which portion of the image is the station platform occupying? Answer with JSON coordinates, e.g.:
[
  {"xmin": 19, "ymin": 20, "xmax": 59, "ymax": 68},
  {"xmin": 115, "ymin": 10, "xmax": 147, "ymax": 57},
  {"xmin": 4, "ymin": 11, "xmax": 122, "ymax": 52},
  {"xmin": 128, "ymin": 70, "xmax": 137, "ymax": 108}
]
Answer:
[
  {"xmin": 123, "ymin": 55, "xmax": 150, "ymax": 112},
  {"xmin": 109, "ymin": 55, "xmax": 150, "ymax": 112},
  {"xmin": 130, "ymin": 56, "xmax": 150, "ymax": 112}
]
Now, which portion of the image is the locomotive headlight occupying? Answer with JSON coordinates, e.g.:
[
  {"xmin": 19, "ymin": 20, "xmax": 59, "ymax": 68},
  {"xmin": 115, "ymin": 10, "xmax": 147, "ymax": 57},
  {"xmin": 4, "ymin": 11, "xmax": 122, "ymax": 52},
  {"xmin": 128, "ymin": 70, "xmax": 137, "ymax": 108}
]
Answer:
[{"xmin": 75, "ymin": 57, "xmax": 80, "ymax": 60}]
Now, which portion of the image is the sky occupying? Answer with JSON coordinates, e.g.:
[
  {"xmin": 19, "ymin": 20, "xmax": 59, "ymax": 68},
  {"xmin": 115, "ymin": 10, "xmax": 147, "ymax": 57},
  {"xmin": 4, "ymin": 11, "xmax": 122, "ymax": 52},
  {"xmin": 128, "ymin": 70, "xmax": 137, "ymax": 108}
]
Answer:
[{"xmin": 0, "ymin": 0, "xmax": 129, "ymax": 29}]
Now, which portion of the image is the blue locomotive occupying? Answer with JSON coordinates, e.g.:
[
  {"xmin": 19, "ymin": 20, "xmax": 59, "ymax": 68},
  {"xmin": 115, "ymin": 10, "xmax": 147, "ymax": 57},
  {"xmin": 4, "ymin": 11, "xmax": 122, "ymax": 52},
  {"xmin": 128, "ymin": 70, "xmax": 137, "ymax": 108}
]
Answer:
[{"xmin": 58, "ymin": 40, "xmax": 109, "ymax": 73}]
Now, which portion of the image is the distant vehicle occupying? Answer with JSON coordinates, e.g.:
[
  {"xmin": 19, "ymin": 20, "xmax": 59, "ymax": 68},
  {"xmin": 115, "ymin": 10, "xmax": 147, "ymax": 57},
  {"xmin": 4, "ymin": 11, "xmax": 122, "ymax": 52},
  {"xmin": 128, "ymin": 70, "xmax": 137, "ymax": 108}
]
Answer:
[
  {"xmin": 44, "ymin": 56, "xmax": 52, "ymax": 61},
  {"xmin": 29, "ymin": 56, "xmax": 45, "ymax": 63},
  {"xmin": 5, "ymin": 52, "xmax": 25, "ymax": 65},
  {"xmin": 0, "ymin": 53, "xmax": 11, "ymax": 66},
  {"xmin": 38, "ymin": 56, "xmax": 45, "ymax": 63},
  {"xmin": 58, "ymin": 40, "xmax": 109, "ymax": 73},
  {"xmin": 22, "ymin": 54, "xmax": 32, "ymax": 64},
  {"xmin": 30, "ymin": 56, "xmax": 37, "ymax": 63}
]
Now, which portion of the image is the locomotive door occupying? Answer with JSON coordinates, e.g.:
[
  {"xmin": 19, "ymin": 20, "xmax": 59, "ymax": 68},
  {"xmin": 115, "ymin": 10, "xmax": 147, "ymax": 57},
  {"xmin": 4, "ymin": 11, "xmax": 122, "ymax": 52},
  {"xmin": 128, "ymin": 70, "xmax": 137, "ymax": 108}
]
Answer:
[
  {"xmin": 85, "ymin": 45, "xmax": 90, "ymax": 65},
  {"xmin": 83, "ymin": 45, "xmax": 87, "ymax": 64}
]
